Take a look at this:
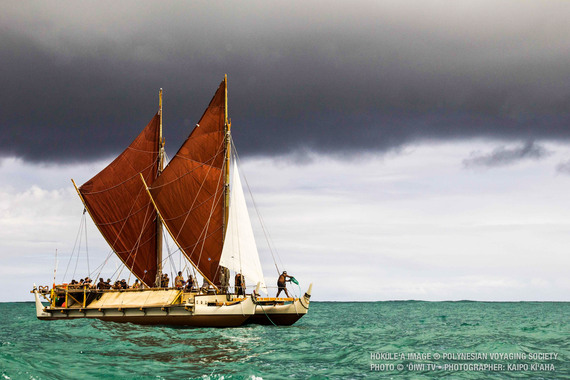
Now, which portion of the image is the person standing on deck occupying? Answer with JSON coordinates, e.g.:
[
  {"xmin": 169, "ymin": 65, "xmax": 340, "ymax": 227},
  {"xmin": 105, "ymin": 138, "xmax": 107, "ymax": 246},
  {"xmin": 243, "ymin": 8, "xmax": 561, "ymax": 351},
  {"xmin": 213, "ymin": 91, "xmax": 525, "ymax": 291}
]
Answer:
[
  {"xmin": 235, "ymin": 273, "xmax": 245, "ymax": 296},
  {"xmin": 219, "ymin": 266, "xmax": 230, "ymax": 293},
  {"xmin": 175, "ymin": 271, "xmax": 185, "ymax": 289},
  {"xmin": 161, "ymin": 273, "xmax": 169, "ymax": 288},
  {"xmin": 185, "ymin": 275, "xmax": 195, "ymax": 291},
  {"xmin": 201, "ymin": 277, "xmax": 211, "ymax": 292},
  {"xmin": 276, "ymin": 271, "xmax": 292, "ymax": 298}
]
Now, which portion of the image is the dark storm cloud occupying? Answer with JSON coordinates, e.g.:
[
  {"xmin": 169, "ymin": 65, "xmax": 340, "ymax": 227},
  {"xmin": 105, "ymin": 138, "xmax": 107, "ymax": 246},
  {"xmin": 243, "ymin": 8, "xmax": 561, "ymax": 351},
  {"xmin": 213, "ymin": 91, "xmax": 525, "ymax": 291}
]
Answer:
[
  {"xmin": 1, "ymin": 1, "xmax": 570, "ymax": 163},
  {"xmin": 462, "ymin": 141, "xmax": 552, "ymax": 168}
]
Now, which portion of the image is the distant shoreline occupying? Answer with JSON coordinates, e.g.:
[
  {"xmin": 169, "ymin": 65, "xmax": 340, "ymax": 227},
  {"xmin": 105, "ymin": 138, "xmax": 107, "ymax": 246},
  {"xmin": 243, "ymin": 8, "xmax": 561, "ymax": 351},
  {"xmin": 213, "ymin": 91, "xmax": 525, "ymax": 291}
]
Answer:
[{"xmin": 3, "ymin": 300, "xmax": 569, "ymax": 304}]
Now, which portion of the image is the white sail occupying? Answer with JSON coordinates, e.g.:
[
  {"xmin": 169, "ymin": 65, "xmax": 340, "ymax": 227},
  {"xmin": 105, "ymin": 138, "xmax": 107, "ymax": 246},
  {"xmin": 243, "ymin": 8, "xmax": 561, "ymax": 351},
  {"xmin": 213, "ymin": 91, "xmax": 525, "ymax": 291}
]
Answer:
[{"xmin": 220, "ymin": 161, "xmax": 267, "ymax": 293}]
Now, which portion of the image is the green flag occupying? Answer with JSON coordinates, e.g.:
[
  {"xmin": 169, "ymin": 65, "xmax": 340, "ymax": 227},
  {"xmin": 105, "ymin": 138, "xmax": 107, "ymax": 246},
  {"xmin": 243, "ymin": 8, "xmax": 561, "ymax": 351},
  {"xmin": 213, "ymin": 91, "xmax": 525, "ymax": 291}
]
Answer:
[{"xmin": 290, "ymin": 277, "xmax": 299, "ymax": 285}]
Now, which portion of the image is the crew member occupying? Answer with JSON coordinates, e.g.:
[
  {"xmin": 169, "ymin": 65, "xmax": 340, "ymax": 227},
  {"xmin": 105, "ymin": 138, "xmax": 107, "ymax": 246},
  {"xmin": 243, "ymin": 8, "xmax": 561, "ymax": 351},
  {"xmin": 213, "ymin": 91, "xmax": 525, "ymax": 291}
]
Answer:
[
  {"xmin": 185, "ymin": 275, "xmax": 195, "ymax": 291},
  {"xmin": 276, "ymin": 271, "xmax": 292, "ymax": 298},
  {"xmin": 161, "ymin": 273, "xmax": 169, "ymax": 288},
  {"xmin": 235, "ymin": 273, "xmax": 245, "ymax": 296},
  {"xmin": 175, "ymin": 271, "xmax": 185, "ymax": 289},
  {"xmin": 219, "ymin": 266, "xmax": 230, "ymax": 294}
]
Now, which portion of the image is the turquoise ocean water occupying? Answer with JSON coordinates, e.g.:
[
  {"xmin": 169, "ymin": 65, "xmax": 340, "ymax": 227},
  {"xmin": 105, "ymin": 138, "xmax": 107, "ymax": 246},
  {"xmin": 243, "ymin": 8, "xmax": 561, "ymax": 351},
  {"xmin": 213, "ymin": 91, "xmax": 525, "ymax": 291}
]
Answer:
[{"xmin": 1, "ymin": 301, "xmax": 568, "ymax": 379}]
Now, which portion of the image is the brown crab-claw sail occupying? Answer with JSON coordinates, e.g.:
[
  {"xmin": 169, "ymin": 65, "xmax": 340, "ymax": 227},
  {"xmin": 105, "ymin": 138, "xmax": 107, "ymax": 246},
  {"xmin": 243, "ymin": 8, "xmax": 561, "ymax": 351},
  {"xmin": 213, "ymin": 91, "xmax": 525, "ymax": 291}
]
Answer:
[
  {"xmin": 78, "ymin": 115, "xmax": 161, "ymax": 286},
  {"xmin": 149, "ymin": 81, "xmax": 226, "ymax": 285}
]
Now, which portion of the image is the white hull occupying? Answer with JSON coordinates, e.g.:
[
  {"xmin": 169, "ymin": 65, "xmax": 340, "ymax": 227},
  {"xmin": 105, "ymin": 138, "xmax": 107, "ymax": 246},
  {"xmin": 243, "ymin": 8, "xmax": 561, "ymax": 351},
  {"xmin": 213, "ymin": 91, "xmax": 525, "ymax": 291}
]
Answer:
[
  {"xmin": 33, "ymin": 284, "xmax": 312, "ymax": 326},
  {"xmin": 34, "ymin": 288, "xmax": 255, "ymax": 327},
  {"xmin": 248, "ymin": 283, "xmax": 312, "ymax": 325}
]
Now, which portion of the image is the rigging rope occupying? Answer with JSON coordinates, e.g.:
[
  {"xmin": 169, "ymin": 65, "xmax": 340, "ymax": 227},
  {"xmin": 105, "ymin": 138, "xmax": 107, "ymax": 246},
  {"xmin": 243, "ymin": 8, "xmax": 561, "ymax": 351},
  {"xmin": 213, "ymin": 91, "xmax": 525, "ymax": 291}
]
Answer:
[
  {"xmin": 72, "ymin": 211, "xmax": 86, "ymax": 280},
  {"xmin": 232, "ymin": 142, "xmax": 284, "ymax": 275},
  {"xmin": 62, "ymin": 150, "xmax": 170, "ymax": 288},
  {"xmin": 155, "ymin": 138, "xmax": 225, "ymax": 288},
  {"xmin": 85, "ymin": 213, "xmax": 90, "ymax": 276},
  {"xmin": 252, "ymin": 296, "xmax": 277, "ymax": 326},
  {"xmin": 97, "ymin": 151, "xmax": 161, "ymax": 287},
  {"xmin": 63, "ymin": 210, "xmax": 86, "ymax": 281}
]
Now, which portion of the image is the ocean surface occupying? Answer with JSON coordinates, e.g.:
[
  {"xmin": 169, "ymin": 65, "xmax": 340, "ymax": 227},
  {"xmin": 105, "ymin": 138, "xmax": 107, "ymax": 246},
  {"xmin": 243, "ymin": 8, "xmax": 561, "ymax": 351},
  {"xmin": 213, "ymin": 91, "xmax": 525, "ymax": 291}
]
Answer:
[{"xmin": 0, "ymin": 301, "xmax": 568, "ymax": 379}]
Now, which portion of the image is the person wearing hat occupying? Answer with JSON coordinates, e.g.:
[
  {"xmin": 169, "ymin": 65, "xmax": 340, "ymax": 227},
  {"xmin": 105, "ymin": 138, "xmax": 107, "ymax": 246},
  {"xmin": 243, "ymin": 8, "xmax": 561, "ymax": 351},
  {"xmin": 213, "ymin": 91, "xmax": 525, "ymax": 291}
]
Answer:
[{"xmin": 276, "ymin": 271, "xmax": 293, "ymax": 298}]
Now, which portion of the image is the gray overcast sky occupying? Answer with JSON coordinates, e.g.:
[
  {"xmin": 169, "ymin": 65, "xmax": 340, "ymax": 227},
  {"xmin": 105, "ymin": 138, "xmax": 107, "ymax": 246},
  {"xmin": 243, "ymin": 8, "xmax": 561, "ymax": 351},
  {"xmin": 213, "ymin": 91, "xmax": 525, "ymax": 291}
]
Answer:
[{"xmin": 2, "ymin": 0, "xmax": 569, "ymax": 162}]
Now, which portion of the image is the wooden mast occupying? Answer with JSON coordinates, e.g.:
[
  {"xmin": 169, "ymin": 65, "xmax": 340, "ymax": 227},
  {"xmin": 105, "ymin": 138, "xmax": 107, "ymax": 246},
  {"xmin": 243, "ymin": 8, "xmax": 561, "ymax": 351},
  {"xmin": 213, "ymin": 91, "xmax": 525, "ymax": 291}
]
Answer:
[
  {"xmin": 223, "ymin": 75, "xmax": 231, "ymax": 238},
  {"xmin": 156, "ymin": 88, "xmax": 164, "ymax": 287},
  {"xmin": 220, "ymin": 75, "xmax": 231, "ymax": 291}
]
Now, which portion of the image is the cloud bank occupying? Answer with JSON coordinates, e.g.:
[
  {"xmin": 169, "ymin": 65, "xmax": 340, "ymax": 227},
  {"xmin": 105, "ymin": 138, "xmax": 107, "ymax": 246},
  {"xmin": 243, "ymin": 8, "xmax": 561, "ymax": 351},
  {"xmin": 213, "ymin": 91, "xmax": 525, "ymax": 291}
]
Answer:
[
  {"xmin": 462, "ymin": 141, "xmax": 552, "ymax": 168},
  {"xmin": 1, "ymin": 1, "xmax": 570, "ymax": 163},
  {"xmin": 2, "ymin": 142, "xmax": 570, "ymax": 301}
]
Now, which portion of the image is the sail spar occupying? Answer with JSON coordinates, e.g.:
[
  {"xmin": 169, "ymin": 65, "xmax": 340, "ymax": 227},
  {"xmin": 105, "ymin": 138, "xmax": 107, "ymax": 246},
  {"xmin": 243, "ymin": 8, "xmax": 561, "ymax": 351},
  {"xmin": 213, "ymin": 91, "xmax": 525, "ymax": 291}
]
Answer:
[
  {"xmin": 149, "ymin": 81, "xmax": 226, "ymax": 285},
  {"xmin": 78, "ymin": 114, "xmax": 161, "ymax": 286}
]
